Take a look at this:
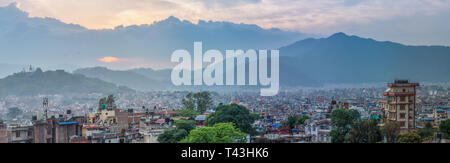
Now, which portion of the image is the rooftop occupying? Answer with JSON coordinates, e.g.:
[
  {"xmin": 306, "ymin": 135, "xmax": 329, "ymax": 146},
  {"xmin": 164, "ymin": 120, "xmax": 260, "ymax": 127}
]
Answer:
[{"xmin": 394, "ymin": 80, "xmax": 410, "ymax": 84}]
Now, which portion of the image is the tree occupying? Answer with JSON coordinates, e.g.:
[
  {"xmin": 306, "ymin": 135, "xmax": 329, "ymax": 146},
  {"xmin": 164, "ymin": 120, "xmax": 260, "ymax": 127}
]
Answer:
[
  {"xmin": 175, "ymin": 109, "xmax": 200, "ymax": 119},
  {"xmin": 181, "ymin": 92, "xmax": 213, "ymax": 113},
  {"xmin": 418, "ymin": 121, "xmax": 434, "ymax": 141},
  {"xmin": 330, "ymin": 109, "xmax": 360, "ymax": 143},
  {"xmin": 98, "ymin": 94, "xmax": 116, "ymax": 111},
  {"xmin": 194, "ymin": 92, "xmax": 213, "ymax": 113},
  {"xmin": 330, "ymin": 129, "xmax": 348, "ymax": 143},
  {"xmin": 157, "ymin": 120, "xmax": 196, "ymax": 143},
  {"xmin": 331, "ymin": 109, "xmax": 360, "ymax": 128},
  {"xmin": 439, "ymin": 119, "xmax": 450, "ymax": 139},
  {"xmin": 181, "ymin": 93, "xmax": 195, "ymax": 110},
  {"xmin": 382, "ymin": 122, "xmax": 401, "ymax": 143},
  {"xmin": 106, "ymin": 94, "xmax": 116, "ymax": 108},
  {"xmin": 398, "ymin": 131, "xmax": 422, "ymax": 143},
  {"xmin": 180, "ymin": 123, "xmax": 246, "ymax": 143},
  {"xmin": 348, "ymin": 119, "xmax": 382, "ymax": 143},
  {"xmin": 205, "ymin": 104, "xmax": 257, "ymax": 135},
  {"xmin": 174, "ymin": 120, "xmax": 196, "ymax": 133},
  {"xmin": 251, "ymin": 113, "xmax": 261, "ymax": 121},
  {"xmin": 283, "ymin": 115, "xmax": 309, "ymax": 133},
  {"xmin": 158, "ymin": 128, "xmax": 189, "ymax": 143},
  {"xmin": 98, "ymin": 97, "xmax": 107, "ymax": 110},
  {"xmin": 7, "ymin": 107, "xmax": 22, "ymax": 119}
]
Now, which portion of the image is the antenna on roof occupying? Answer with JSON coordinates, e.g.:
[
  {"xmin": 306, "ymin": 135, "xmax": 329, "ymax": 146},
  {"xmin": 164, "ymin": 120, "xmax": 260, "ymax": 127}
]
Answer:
[{"xmin": 43, "ymin": 97, "xmax": 49, "ymax": 120}]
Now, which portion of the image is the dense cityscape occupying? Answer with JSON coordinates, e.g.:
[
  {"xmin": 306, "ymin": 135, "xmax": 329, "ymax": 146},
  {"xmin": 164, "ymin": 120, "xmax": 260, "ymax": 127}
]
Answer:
[{"xmin": 1, "ymin": 77, "xmax": 449, "ymax": 143}]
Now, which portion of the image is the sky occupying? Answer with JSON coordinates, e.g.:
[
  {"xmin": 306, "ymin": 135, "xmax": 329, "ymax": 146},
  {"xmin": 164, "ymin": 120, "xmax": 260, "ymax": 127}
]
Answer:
[{"xmin": 1, "ymin": 0, "xmax": 450, "ymax": 45}]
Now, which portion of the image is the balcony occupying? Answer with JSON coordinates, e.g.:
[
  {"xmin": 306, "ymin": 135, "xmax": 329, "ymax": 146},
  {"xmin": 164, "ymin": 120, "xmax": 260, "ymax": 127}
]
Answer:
[
  {"xmin": 383, "ymin": 92, "xmax": 416, "ymax": 96},
  {"xmin": 388, "ymin": 109, "xmax": 397, "ymax": 113},
  {"xmin": 387, "ymin": 83, "xmax": 419, "ymax": 87}
]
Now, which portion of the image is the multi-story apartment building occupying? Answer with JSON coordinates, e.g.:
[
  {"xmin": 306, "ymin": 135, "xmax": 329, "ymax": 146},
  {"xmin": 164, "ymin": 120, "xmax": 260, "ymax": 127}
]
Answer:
[
  {"xmin": 9, "ymin": 125, "xmax": 34, "ymax": 143},
  {"xmin": 433, "ymin": 106, "xmax": 449, "ymax": 127},
  {"xmin": 381, "ymin": 80, "xmax": 419, "ymax": 132}
]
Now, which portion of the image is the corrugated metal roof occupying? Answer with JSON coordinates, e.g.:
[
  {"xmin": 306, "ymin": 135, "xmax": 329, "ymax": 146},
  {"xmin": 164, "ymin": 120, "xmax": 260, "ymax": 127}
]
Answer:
[{"xmin": 58, "ymin": 121, "xmax": 78, "ymax": 125}]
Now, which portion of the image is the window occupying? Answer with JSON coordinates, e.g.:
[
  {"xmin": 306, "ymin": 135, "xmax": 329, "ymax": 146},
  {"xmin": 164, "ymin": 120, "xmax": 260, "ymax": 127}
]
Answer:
[
  {"xmin": 400, "ymin": 96, "xmax": 406, "ymax": 102},
  {"xmin": 400, "ymin": 105, "xmax": 406, "ymax": 110},
  {"xmin": 400, "ymin": 122, "xmax": 405, "ymax": 127},
  {"xmin": 16, "ymin": 131, "xmax": 20, "ymax": 137},
  {"xmin": 400, "ymin": 113, "xmax": 405, "ymax": 119}
]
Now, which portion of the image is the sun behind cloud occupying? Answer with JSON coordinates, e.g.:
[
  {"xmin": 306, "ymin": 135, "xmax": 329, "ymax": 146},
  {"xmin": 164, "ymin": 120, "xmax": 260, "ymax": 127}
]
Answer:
[{"xmin": 98, "ymin": 57, "xmax": 119, "ymax": 63}]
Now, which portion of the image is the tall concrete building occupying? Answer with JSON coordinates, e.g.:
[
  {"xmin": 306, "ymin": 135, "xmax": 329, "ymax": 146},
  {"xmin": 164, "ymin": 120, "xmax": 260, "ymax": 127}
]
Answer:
[{"xmin": 381, "ymin": 80, "xmax": 419, "ymax": 132}]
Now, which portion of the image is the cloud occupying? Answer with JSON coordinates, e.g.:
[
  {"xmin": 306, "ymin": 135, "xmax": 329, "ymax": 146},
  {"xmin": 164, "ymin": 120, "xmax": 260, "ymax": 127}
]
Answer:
[
  {"xmin": 2, "ymin": 0, "xmax": 449, "ymax": 31},
  {"xmin": 1, "ymin": 0, "xmax": 450, "ymax": 45},
  {"xmin": 193, "ymin": 0, "xmax": 262, "ymax": 8}
]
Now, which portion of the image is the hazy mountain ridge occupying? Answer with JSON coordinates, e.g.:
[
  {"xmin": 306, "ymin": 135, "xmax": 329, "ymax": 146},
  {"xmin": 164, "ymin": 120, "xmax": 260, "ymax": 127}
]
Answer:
[
  {"xmin": 0, "ymin": 68, "xmax": 133, "ymax": 96},
  {"xmin": 73, "ymin": 33, "xmax": 450, "ymax": 90},
  {"xmin": 0, "ymin": 3, "xmax": 313, "ymax": 74},
  {"xmin": 74, "ymin": 67, "xmax": 170, "ymax": 91},
  {"xmin": 279, "ymin": 32, "xmax": 450, "ymax": 84}
]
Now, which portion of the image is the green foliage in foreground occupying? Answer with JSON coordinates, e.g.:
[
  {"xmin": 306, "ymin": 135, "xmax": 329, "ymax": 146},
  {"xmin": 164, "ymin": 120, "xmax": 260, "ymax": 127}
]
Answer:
[
  {"xmin": 180, "ymin": 123, "xmax": 246, "ymax": 143},
  {"xmin": 330, "ymin": 108, "xmax": 360, "ymax": 143},
  {"xmin": 205, "ymin": 104, "xmax": 258, "ymax": 135},
  {"xmin": 157, "ymin": 128, "xmax": 189, "ymax": 143},
  {"xmin": 347, "ymin": 119, "xmax": 382, "ymax": 143},
  {"xmin": 418, "ymin": 121, "xmax": 435, "ymax": 141},
  {"xmin": 439, "ymin": 119, "xmax": 450, "ymax": 139},
  {"xmin": 381, "ymin": 122, "xmax": 401, "ymax": 143},
  {"xmin": 174, "ymin": 119, "xmax": 196, "ymax": 133},
  {"xmin": 398, "ymin": 131, "xmax": 422, "ymax": 143},
  {"xmin": 157, "ymin": 120, "xmax": 196, "ymax": 143}
]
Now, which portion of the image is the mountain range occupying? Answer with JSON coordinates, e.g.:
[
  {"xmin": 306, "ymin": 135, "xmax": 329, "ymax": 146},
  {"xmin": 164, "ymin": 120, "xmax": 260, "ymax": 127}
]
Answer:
[
  {"xmin": 73, "ymin": 32, "xmax": 450, "ymax": 90},
  {"xmin": 279, "ymin": 32, "xmax": 450, "ymax": 84},
  {"xmin": 0, "ymin": 3, "xmax": 313, "ymax": 75},
  {"xmin": 1, "ymin": 3, "xmax": 450, "ymax": 93}
]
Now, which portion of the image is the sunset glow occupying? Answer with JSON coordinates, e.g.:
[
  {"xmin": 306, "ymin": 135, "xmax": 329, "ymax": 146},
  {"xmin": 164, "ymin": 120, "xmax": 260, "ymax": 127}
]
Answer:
[
  {"xmin": 98, "ymin": 57, "xmax": 119, "ymax": 63},
  {"xmin": 1, "ymin": 0, "xmax": 450, "ymax": 46}
]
